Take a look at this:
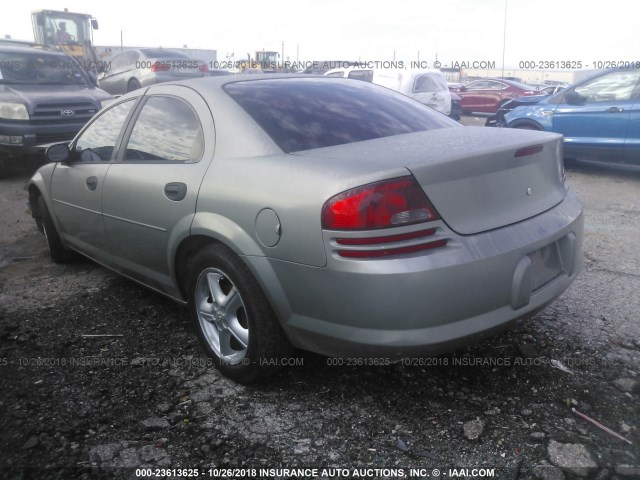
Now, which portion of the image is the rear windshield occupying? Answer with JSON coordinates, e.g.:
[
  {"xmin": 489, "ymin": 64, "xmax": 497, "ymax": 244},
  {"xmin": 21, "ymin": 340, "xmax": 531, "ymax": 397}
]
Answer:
[
  {"xmin": 224, "ymin": 77, "xmax": 458, "ymax": 153},
  {"xmin": 413, "ymin": 73, "xmax": 448, "ymax": 93}
]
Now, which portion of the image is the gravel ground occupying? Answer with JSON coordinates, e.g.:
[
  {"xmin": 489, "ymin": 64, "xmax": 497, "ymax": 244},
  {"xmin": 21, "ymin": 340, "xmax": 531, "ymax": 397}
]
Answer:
[{"xmin": 0, "ymin": 154, "xmax": 639, "ymax": 480}]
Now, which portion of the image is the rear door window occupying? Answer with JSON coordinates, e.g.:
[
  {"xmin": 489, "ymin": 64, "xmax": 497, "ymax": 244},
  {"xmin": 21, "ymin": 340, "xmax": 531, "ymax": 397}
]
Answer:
[
  {"xmin": 123, "ymin": 96, "xmax": 204, "ymax": 162},
  {"xmin": 572, "ymin": 70, "xmax": 640, "ymax": 104},
  {"xmin": 413, "ymin": 74, "xmax": 447, "ymax": 93}
]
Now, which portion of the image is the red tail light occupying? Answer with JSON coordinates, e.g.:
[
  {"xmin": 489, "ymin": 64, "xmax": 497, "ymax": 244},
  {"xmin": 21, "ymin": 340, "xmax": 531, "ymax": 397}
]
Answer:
[
  {"xmin": 150, "ymin": 61, "xmax": 170, "ymax": 72},
  {"xmin": 321, "ymin": 177, "xmax": 440, "ymax": 230}
]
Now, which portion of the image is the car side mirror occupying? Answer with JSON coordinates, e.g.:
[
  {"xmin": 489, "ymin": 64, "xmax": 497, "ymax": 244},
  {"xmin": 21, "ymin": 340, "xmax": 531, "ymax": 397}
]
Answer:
[
  {"xmin": 458, "ymin": 85, "xmax": 466, "ymax": 92},
  {"xmin": 564, "ymin": 91, "xmax": 586, "ymax": 106},
  {"xmin": 46, "ymin": 143, "xmax": 70, "ymax": 163}
]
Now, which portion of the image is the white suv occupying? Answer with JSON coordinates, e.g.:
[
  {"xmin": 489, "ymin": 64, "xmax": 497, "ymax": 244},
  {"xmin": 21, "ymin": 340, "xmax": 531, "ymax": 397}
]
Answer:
[{"xmin": 325, "ymin": 67, "xmax": 452, "ymax": 116}]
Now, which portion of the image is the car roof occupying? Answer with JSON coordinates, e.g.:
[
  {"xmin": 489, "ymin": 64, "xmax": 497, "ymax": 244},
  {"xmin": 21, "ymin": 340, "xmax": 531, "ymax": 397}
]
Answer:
[
  {"xmin": 469, "ymin": 78, "xmax": 537, "ymax": 89},
  {"xmin": 119, "ymin": 74, "xmax": 435, "ymax": 158},
  {"xmin": 324, "ymin": 66, "xmax": 444, "ymax": 76},
  {"xmin": 122, "ymin": 74, "xmax": 327, "ymax": 158},
  {"xmin": 191, "ymin": 72, "xmax": 310, "ymax": 87}
]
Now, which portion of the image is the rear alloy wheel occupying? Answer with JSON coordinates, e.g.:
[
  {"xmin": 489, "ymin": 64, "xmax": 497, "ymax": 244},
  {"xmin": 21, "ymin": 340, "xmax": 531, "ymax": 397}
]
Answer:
[
  {"xmin": 127, "ymin": 78, "xmax": 141, "ymax": 92},
  {"xmin": 37, "ymin": 196, "xmax": 74, "ymax": 263},
  {"xmin": 188, "ymin": 244, "xmax": 291, "ymax": 383}
]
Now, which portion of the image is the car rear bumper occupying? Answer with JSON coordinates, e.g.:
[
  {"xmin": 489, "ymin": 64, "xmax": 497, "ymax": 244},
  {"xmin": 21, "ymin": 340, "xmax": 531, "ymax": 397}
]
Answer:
[{"xmin": 250, "ymin": 191, "xmax": 583, "ymax": 358}]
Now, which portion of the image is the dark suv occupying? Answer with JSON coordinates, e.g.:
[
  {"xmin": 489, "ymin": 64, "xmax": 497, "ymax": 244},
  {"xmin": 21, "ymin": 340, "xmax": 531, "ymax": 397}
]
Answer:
[{"xmin": 0, "ymin": 44, "xmax": 112, "ymax": 175}]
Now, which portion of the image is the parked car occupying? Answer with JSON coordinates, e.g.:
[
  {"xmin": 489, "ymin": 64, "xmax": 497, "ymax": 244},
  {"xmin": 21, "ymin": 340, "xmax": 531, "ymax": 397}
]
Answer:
[
  {"xmin": 29, "ymin": 75, "xmax": 583, "ymax": 383},
  {"xmin": 0, "ymin": 44, "xmax": 112, "ymax": 176},
  {"xmin": 98, "ymin": 48, "xmax": 208, "ymax": 95},
  {"xmin": 324, "ymin": 67, "xmax": 453, "ymax": 116},
  {"xmin": 485, "ymin": 86, "xmax": 566, "ymax": 127},
  {"xmin": 454, "ymin": 78, "xmax": 542, "ymax": 114},
  {"xmin": 503, "ymin": 68, "xmax": 640, "ymax": 166}
]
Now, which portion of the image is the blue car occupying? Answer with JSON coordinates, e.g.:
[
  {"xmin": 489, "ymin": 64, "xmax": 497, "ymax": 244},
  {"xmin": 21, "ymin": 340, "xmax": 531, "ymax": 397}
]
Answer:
[{"xmin": 503, "ymin": 68, "xmax": 640, "ymax": 166}]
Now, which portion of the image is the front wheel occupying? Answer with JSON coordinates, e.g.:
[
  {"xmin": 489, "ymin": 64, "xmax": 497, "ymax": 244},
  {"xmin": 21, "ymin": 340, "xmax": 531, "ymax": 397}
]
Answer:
[
  {"xmin": 188, "ymin": 244, "xmax": 291, "ymax": 383},
  {"xmin": 37, "ymin": 196, "xmax": 75, "ymax": 263}
]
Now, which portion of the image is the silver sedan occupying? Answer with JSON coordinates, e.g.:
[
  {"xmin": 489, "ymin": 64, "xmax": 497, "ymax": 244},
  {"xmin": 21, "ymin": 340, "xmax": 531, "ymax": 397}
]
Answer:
[
  {"xmin": 28, "ymin": 75, "xmax": 584, "ymax": 383},
  {"xmin": 98, "ymin": 48, "xmax": 207, "ymax": 95}
]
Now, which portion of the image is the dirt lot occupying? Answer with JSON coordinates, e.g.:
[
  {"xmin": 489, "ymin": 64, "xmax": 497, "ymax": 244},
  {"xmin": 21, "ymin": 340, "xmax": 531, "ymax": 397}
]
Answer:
[{"xmin": 0, "ymin": 150, "xmax": 639, "ymax": 480}]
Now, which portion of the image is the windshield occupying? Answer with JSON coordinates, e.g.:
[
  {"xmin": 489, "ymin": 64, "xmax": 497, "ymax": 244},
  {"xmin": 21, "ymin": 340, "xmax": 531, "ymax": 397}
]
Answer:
[
  {"xmin": 256, "ymin": 51, "xmax": 278, "ymax": 64},
  {"xmin": 33, "ymin": 11, "xmax": 91, "ymax": 46},
  {"xmin": 0, "ymin": 51, "xmax": 88, "ymax": 85},
  {"xmin": 413, "ymin": 73, "xmax": 448, "ymax": 93}
]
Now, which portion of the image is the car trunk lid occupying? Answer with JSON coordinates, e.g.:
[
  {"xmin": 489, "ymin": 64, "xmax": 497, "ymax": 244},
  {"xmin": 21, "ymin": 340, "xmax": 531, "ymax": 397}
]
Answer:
[
  {"xmin": 406, "ymin": 128, "xmax": 566, "ymax": 235},
  {"xmin": 294, "ymin": 127, "xmax": 566, "ymax": 235}
]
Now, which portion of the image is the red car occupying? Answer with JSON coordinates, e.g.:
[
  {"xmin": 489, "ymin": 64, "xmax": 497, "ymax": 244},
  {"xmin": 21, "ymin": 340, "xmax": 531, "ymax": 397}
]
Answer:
[{"xmin": 455, "ymin": 79, "xmax": 541, "ymax": 114}]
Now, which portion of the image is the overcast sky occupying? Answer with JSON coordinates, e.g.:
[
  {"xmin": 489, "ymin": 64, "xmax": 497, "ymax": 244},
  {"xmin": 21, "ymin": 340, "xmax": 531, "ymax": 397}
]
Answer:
[{"xmin": 2, "ymin": 0, "xmax": 637, "ymax": 68}]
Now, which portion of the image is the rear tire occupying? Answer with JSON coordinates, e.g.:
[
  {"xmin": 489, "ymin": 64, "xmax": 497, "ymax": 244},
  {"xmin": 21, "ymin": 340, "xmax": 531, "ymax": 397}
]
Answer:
[
  {"xmin": 127, "ymin": 78, "xmax": 141, "ymax": 92},
  {"xmin": 187, "ymin": 243, "xmax": 291, "ymax": 384},
  {"xmin": 37, "ymin": 196, "xmax": 74, "ymax": 264}
]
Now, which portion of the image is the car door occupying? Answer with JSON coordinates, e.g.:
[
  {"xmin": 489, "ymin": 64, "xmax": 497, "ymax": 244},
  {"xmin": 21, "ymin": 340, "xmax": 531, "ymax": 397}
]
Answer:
[
  {"xmin": 50, "ymin": 98, "xmax": 138, "ymax": 258},
  {"xmin": 624, "ymin": 83, "xmax": 640, "ymax": 166},
  {"xmin": 484, "ymin": 80, "xmax": 510, "ymax": 112},
  {"xmin": 100, "ymin": 84, "xmax": 214, "ymax": 297},
  {"xmin": 460, "ymin": 80, "xmax": 492, "ymax": 111},
  {"xmin": 551, "ymin": 69, "xmax": 640, "ymax": 163}
]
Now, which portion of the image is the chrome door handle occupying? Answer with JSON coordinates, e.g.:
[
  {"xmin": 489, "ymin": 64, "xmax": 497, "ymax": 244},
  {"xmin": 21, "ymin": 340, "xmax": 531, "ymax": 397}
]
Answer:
[{"xmin": 606, "ymin": 107, "xmax": 624, "ymax": 113}]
